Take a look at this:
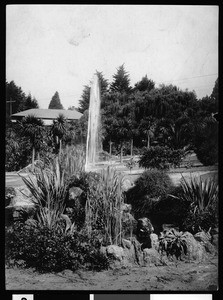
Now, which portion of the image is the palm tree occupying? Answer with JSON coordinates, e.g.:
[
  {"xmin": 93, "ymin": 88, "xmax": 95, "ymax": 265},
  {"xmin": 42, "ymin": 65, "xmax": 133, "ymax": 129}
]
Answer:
[
  {"xmin": 139, "ymin": 116, "xmax": 156, "ymax": 149},
  {"xmin": 51, "ymin": 114, "xmax": 68, "ymax": 156},
  {"xmin": 19, "ymin": 115, "xmax": 44, "ymax": 171}
]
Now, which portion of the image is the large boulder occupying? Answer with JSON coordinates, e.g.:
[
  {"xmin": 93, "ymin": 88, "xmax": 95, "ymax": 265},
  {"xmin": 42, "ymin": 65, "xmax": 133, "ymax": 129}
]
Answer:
[
  {"xmin": 143, "ymin": 248, "xmax": 162, "ymax": 266},
  {"xmin": 5, "ymin": 186, "xmax": 35, "ymax": 224},
  {"xmin": 194, "ymin": 230, "xmax": 217, "ymax": 254},
  {"xmin": 101, "ymin": 238, "xmax": 144, "ymax": 268},
  {"xmin": 150, "ymin": 233, "xmax": 159, "ymax": 251},
  {"xmin": 121, "ymin": 205, "xmax": 137, "ymax": 239},
  {"xmin": 122, "ymin": 178, "xmax": 134, "ymax": 192},
  {"xmin": 136, "ymin": 217, "xmax": 154, "ymax": 249},
  {"xmin": 182, "ymin": 231, "xmax": 207, "ymax": 261}
]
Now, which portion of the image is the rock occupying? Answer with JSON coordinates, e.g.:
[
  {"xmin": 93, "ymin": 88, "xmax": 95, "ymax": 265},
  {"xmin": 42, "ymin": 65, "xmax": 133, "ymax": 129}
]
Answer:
[
  {"xmin": 194, "ymin": 230, "xmax": 216, "ymax": 254},
  {"xmin": 121, "ymin": 203, "xmax": 132, "ymax": 213},
  {"xmin": 5, "ymin": 186, "xmax": 36, "ymax": 223},
  {"xmin": 194, "ymin": 230, "xmax": 211, "ymax": 243},
  {"xmin": 69, "ymin": 187, "xmax": 83, "ymax": 200},
  {"xmin": 212, "ymin": 234, "xmax": 218, "ymax": 249},
  {"xmin": 8, "ymin": 186, "xmax": 35, "ymax": 208},
  {"xmin": 183, "ymin": 231, "xmax": 207, "ymax": 261},
  {"xmin": 122, "ymin": 179, "xmax": 133, "ymax": 192},
  {"xmin": 122, "ymin": 212, "xmax": 137, "ymax": 239},
  {"xmin": 66, "ymin": 187, "xmax": 84, "ymax": 208},
  {"xmin": 136, "ymin": 217, "xmax": 154, "ymax": 249},
  {"xmin": 150, "ymin": 233, "xmax": 159, "ymax": 250},
  {"xmin": 143, "ymin": 248, "xmax": 162, "ymax": 266},
  {"xmin": 106, "ymin": 245, "xmax": 125, "ymax": 261},
  {"xmin": 162, "ymin": 223, "xmax": 179, "ymax": 232},
  {"xmin": 122, "ymin": 239, "xmax": 132, "ymax": 249}
]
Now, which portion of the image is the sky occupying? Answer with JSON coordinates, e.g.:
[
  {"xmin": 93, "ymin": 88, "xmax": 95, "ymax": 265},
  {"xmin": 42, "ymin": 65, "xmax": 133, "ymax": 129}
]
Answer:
[{"xmin": 6, "ymin": 5, "xmax": 218, "ymax": 110}]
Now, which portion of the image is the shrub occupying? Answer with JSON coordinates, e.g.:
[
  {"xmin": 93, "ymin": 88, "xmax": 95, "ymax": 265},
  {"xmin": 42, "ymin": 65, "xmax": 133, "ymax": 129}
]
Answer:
[
  {"xmin": 126, "ymin": 169, "xmax": 173, "ymax": 219},
  {"xmin": 170, "ymin": 176, "xmax": 218, "ymax": 233},
  {"xmin": 151, "ymin": 185, "xmax": 189, "ymax": 231},
  {"xmin": 139, "ymin": 146, "xmax": 185, "ymax": 170},
  {"xmin": 159, "ymin": 228, "xmax": 188, "ymax": 259},
  {"xmin": 125, "ymin": 158, "xmax": 137, "ymax": 172},
  {"xmin": 193, "ymin": 117, "xmax": 218, "ymax": 166},
  {"xmin": 5, "ymin": 222, "xmax": 109, "ymax": 272}
]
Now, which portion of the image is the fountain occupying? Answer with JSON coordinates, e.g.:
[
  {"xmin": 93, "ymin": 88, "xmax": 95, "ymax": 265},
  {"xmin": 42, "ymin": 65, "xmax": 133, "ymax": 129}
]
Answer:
[{"xmin": 85, "ymin": 73, "xmax": 101, "ymax": 171}]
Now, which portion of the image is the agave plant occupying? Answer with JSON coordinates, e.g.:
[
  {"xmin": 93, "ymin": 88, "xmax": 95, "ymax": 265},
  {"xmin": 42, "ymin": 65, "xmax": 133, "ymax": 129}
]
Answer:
[
  {"xmin": 173, "ymin": 175, "xmax": 218, "ymax": 214},
  {"xmin": 159, "ymin": 228, "xmax": 188, "ymax": 259}
]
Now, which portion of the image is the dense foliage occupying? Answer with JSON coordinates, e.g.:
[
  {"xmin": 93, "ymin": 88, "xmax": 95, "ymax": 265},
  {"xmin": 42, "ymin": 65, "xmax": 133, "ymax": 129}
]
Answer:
[
  {"xmin": 175, "ymin": 176, "xmax": 219, "ymax": 233},
  {"xmin": 5, "ymin": 222, "xmax": 109, "ymax": 272},
  {"xmin": 74, "ymin": 65, "xmax": 218, "ymax": 164},
  {"xmin": 126, "ymin": 170, "xmax": 173, "ymax": 220},
  {"xmin": 48, "ymin": 91, "xmax": 64, "ymax": 109},
  {"xmin": 139, "ymin": 146, "xmax": 185, "ymax": 170},
  {"xmin": 193, "ymin": 117, "xmax": 218, "ymax": 166}
]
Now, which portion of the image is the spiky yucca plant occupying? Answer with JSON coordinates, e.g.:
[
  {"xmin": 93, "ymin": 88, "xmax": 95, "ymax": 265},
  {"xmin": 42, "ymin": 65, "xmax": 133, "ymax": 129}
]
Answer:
[
  {"xmin": 20, "ymin": 158, "xmax": 68, "ymax": 230},
  {"xmin": 173, "ymin": 175, "xmax": 218, "ymax": 214}
]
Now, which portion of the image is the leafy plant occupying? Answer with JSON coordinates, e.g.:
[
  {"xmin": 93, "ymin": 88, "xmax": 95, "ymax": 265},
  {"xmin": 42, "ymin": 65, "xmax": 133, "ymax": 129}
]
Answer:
[
  {"xmin": 125, "ymin": 158, "xmax": 137, "ymax": 172},
  {"xmin": 170, "ymin": 176, "xmax": 218, "ymax": 233},
  {"xmin": 193, "ymin": 117, "xmax": 218, "ymax": 166},
  {"xmin": 20, "ymin": 158, "xmax": 68, "ymax": 230},
  {"xmin": 85, "ymin": 166, "xmax": 125, "ymax": 245},
  {"xmin": 5, "ymin": 222, "xmax": 109, "ymax": 272},
  {"xmin": 159, "ymin": 228, "xmax": 188, "ymax": 259},
  {"xmin": 19, "ymin": 115, "xmax": 44, "ymax": 171},
  {"xmin": 59, "ymin": 145, "xmax": 86, "ymax": 182},
  {"xmin": 126, "ymin": 169, "xmax": 173, "ymax": 219},
  {"xmin": 139, "ymin": 146, "xmax": 184, "ymax": 170}
]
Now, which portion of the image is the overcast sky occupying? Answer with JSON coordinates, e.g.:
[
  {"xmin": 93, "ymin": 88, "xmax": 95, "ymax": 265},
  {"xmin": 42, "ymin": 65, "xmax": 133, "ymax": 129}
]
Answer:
[{"xmin": 6, "ymin": 5, "xmax": 218, "ymax": 109}]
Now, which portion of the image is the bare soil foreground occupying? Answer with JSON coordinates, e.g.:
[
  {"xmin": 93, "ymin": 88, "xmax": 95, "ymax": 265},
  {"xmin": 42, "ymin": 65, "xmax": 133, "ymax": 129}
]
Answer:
[{"xmin": 6, "ymin": 256, "xmax": 218, "ymax": 291}]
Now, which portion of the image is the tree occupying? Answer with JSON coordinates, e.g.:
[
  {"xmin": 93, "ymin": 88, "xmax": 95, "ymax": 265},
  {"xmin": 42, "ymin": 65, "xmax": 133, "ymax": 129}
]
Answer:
[
  {"xmin": 73, "ymin": 110, "xmax": 89, "ymax": 145},
  {"xmin": 210, "ymin": 77, "xmax": 218, "ymax": 110},
  {"xmin": 193, "ymin": 116, "xmax": 218, "ymax": 166},
  {"xmin": 78, "ymin": 71, "xmax": 109, "ymax": 113},
  {"xmin": 155, "ymin": 115, "xmax": 194, "ymax": 151},
  {"xmin": 110, "ymin": 64, "xmax": 132, "ymax": 94},
  {"xmin": 6, "ymin": 81, "xmax": 26, "ymax": 125},
  {"xmin": 23, "ymin": 93, "xmax": 39, "ymax": 110},
  {"xmin": 19, "ymin": 115, "xmax": 44, "ymax": 171},
  {"xmin": 133, "ymin": 75, "xmax": 155, "ymax": 93},
  {"xmin": 51, "ymin": 114, "xmax": 68, "ymax": 155},
  {"xmin": 48, "ymin": 91, "xmax": 64, "ymax": 109},
  {"xmin": 77, "ymin": 85, "xmax": 91, "ymax": 113}
]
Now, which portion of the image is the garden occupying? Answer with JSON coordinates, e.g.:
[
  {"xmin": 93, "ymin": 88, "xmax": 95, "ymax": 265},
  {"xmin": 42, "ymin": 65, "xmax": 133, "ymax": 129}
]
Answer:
[{"xmin": 5, "ymin": 69, "xmax": 218, "ymax": 290}]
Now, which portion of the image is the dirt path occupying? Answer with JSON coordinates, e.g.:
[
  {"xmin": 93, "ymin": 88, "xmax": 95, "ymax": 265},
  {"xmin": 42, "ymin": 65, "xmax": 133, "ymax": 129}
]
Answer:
[{"xmin": 5, "ymin": 257, "xmax": 218, "ymax": 291}]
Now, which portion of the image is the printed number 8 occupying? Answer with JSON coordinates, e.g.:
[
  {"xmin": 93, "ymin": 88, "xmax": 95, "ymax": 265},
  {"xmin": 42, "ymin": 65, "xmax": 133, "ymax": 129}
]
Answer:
[{"xmin": 21, "ymin": 298, "xmax": 27, "ymax": 300}]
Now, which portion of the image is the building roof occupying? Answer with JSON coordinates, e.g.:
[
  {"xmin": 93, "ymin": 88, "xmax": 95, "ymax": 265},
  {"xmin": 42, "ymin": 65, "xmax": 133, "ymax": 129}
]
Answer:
[{"xmin": 11, "ymin": 108, "xmax": 83, "ymax": 121}]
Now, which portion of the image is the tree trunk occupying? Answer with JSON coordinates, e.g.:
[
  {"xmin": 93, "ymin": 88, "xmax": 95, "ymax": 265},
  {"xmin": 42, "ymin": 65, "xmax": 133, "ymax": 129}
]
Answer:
[
  {"xmin": 120, "ymin": 142, "xmax": 123, "ymax": 163},
  {"xmin": 37, "ymin": 152, "xmax": 40, "ymax": 161},
  {"xmin": 32, "ymin": 147, "xmax": 35, "ymax": 172},
  {"xmin": 59, "ymin": 139, "xmax": 62, "ymax": 156},
  {"xmin": 147, "ymin": 132, "xmax": 150, "ymax": 148},
  {"xmin": 130, "ymin": 138, "xmax": 133, "ymax": 157},
  {"xmin": 109, "ymin": 140, "xmax": 112, "ymax": 158}
]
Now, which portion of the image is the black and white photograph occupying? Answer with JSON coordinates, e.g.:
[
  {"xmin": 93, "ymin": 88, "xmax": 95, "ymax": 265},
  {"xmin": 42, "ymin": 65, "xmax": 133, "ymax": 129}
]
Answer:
[{"xmin": 5, "ymin": 4, "xmax": 218, "ymax": 291}]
